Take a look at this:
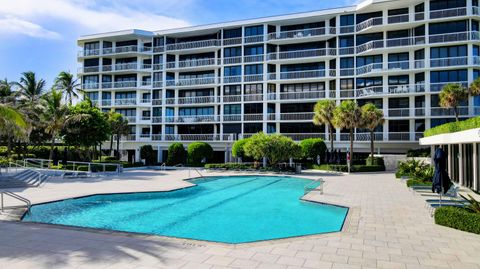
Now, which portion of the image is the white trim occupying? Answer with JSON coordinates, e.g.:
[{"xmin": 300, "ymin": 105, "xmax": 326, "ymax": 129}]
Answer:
[{"xmin": 419, "ymin": 128, "xmax": 480, "ymax": 145}]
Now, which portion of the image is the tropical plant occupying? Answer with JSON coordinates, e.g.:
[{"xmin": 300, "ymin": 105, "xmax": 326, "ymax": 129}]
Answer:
[
  {"xmin": 469, "ymin": 77, "xmax": 480, "ymax": 97},
  {"xmin": 41, "ymin": 89, "xmax": 70, "ymax": 161},
  {"xmin": 333, "ymin": 100, "xmax": 361, "ymax": 164},
  {"xmin": 459, "ymin": 194, "xmax": 480, "ymax": 214},
  {"xmin": 167, "ymin": 142, "xmax": 186, "ymax": 166},
  {"xmin": 313, "ymin": 100, "xmax": 336, "ymax": 150},
  {"xmin": 107, "ymin": 111, "xmax": 130, "ymax": 159},
  {"xmin": 0, "ymin": 78, "xmax": 15, "ymax": 99},
  {"xmin": 54, "ymin": 71, "xmax": 82, "ymax": 105},
  {"xmin": 299, "ymin": 138, "xmax": 326, "ymax": 161},
  {"xmin": 140, "ymin": 145, "xmax": 156, "ymax": 165},
  {"xmin": 232, "ymin": 138, "xmax": 249, "ymax": 160},
  {"xmin": 439, "ymin": 83, "xmax": 468, "ymax": 122},
  {"xmin": 14, "ymin": 71, "xmax": 46, "ymax": 106},
  {"xmin": 243, "ymin": 132, "xmax": 269, "ymax": 162},
  {"xmin": 360, "ymin": 103, "xmax": 385, "ymax": 158},
  {"xmin": 0, "ymin": 104, "xmax": 28, "ymax": 158},
  {"xmin": 187, "ymin": 142, "xmax": 213, "ymax": 166},
  {"xmin": 244, "ymin": 133, "xmax": 301, "ymax": 166}
]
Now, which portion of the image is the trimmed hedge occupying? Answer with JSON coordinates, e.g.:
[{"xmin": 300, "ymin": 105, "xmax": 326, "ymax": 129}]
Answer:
[
  {"xmin": 167, "ymin": 143, "xmax": 185, "ymax": 166},
  {"xmin": 187, "ymin": 142, "xmax": 213, "ymax": 167},
  {"xmin": 205, "ymin": 163, "xmax": 254, "ymax": 170},
  {"xmin": 299, "ymin": 138, "xmax": 327, "ymax": 160},
  {"xmin": 406, "ymin": 179, "xmax": 432, "ymax": 187},
  {"xmin": 407, "ymin": 148, "xmax": 430, "ymax": 157},
  {"xmin": 424, "ymin": 116, "xmax": 480, "ymax": 137},
  {"xmin": 434, "ymin": 207, "xmax": 480, "ymax": 234},
  {"xmin": 312, "ymin": 164, "xmax": 385, "ymax": 172},
  {"xmin": 366, "ymin": 156, "xmax": 384, "ymax": 166}
]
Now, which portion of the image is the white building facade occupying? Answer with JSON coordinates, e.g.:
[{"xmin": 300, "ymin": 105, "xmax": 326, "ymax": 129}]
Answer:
[{"xmin": 78, "ymin": 0, "xmax": 480, "ymax": 162}]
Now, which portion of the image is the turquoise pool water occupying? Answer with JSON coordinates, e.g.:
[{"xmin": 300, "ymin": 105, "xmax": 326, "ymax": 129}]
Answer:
[{"xmin": 23, "ymin": 176, "xmax": 348, "ymax": 243}]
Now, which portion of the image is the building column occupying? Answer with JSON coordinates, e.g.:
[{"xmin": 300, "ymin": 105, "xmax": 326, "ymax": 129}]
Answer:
[
  {"xmin": 473, "ymin": 143, "xmax": 478, "ymax": 191},
  {"xmin": 448, "ymin": 144, "xmax": 452, "ymax": 178},
  {"xmin": 157, "ymin": 145, "xmax": 163, "ymax": 163},
  {"xmin": 459, "ymin": 144, "xmax": 464, "ymax": 186}
]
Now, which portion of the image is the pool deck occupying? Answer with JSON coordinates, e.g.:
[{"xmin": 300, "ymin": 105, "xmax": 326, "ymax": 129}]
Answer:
[{"xmin": 1, "ymin": 170, "xmax": 480, "ymax": 269}]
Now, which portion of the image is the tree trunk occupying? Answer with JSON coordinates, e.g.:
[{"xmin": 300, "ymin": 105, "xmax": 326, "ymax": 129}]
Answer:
[
  {"xmin": 109, "ymin": 135, "xmax": 114, "ymax": 156},
  {"xmin": 99, "ymin": 144, "xmax": 102, "ymax": 160},
  {"xmin": 6, "ymin": 134, "xmax": 12, "ymax": 159},
  {"xmin": 370, "ymin": 130, "xmax": 375, "ymax": 158},
  {"xmin": 49, "ymin": 137, "xmax": 55, "ymax": 168},
  {"xmin": 116, "ymin": 132, "xmax": 120, "ymax": 160},
  {"xmin": 329, "ymin": 124, "xmax": 334, "ymax": 151},
  {"xmin": 454, "ymin": 106, "xmax": 459, "ymax": 122},
  {"xmin": 349, "ymin": 128, "xmax": 354, "ymax": 166}
]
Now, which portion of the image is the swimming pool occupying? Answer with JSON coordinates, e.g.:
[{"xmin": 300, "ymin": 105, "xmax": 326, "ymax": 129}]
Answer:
[{"xmin": 23, "ymin": 176, "xmax": 348, "ymax": 243}]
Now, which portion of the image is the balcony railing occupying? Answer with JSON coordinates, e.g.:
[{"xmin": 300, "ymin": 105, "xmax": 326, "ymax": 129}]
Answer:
[
  {"xmin": 164, "ymin": 134, "xmax": 236, "ymax": 142},
  {"xmin": 114, "ymin": 98, "xmax": 137, "ymax": 106},
  {"xmin": 78, "ymin": 66, "xmax": 100, "ymax": 73},
  {"xmin": 244, "ymin": 35, "xmax": 264, "ymax": 43},
  {"xmin": 244, "ymin": 55, "xmax": 264, "ymax": 63},
  {"xmin": 174, "ymin": 77, "xmax": 217, "ymax": 87},
  {"xmin": 223, "ymin": 76, "xmax": 242, "ymax": 84},
  {"xmin": 153, "ymin": 46, "xmax": 164, "ymax": 53},
  {"xmin": 388, "ymin": 132, "xmax": 411, "ymax": 141},
  {"xmin": 356, "ymin": 63, "xmax": 382, "ymax": 75},
  {"xmin": 388, "ymin": 14, "xmax": 409, "ymax": 24},
  {"xmin": 153, "ymin": 64, "xmax": 163, "ymax": 71},
  {"xmin": 267, "ymin": 48, "xmax": 336, "ymax": 60},
  {"xmin": 430, "ymin": 81, "xmax": 468, "ymax": 92},
  {"xmin": 356, "ymin": 40, "xmax": 384, "ymax": 54},
  {"xmin": 167, "ymin": 58, "xmax": 218, "ymax": 69},
  {"xmin": 282, "ymin": 133, "xmax": 326, "ymax": 141},
  {"xmin": 244, "ymin": 74, "xmax": 263, "ymax": 82},
  {"xmin": 339, "ymin": 25, "xmax": 355, "ymax": 34},
  {"xmin": 429, "ymin": 31, "xmax": 480, "ymax": 44},
  {"xmin": 101, "ymin": 100, "xmax": 111, "ymax": 106},
  {"xmin": 388, "ymin": 108, "xmax": 410, "ymax": 117},
  {"xmin": 356, "ymin": 17, "xmax": 383, "ymax": 32},
  {"xmin": 340, "ymin": 90, "xmax": 355, "ymax": 98},
  {"xmin": 280, "ymin": 91, "xmax": 325, "ymax": 100},
  {"xmin": 244, "ymin": 114, "xmax": 263, "ymax": 121},
  {"xmin": 355, "ymin": 132, "xmax": 384, "ymax": 142},
  {"xmin": 153, "ymin": 81, "xmax": 163, "ymax": 88},
  {"xmin": 356, "ymin": 86, "xmax": 384, "ymax": 98},
  {"xmin": 177, "ymin": 96, "xmax": 216, "ymax": 105},
  {"xmin": 388, "ymin": 84, "xmax": 425, "ymax": 94},
  {"xmin": 165, "ymin": 115, "xmax": 219, "ymax": 123},
  {"xmin": 114, "ymin": 45, "xmax": 138, "ymax": 54},
  {"xmin": 280, "ymin": 112, "xmax": 314, "ymax": 121},
  {"xmin": 268, "ymin": 27, "xmax": 332, "ymax": 41},
  {"xmin": 223, "ymin": 95, "xmax": 241, "ymax": 103},
  {"xmin": 152, "ymin": 99, "xmax": 162, "ymax": 106},
  {"xmin": 279, "ymin": 70, "xmax": 325, "ymax": 80},
  {"xmin": 339, "ymin": 68, "xmax": 355, "ymax": 77},
  {"xmin": 223, "ymin": 56, "xmax": 242, "ymax": 65},
  {"xmin": 166, "ymin": 39, "xmax": 220, "ymax": 51},
  {"xmin": 82, "ymin": 83, "xmax": 99, "ymax": 89},
  {"xmin": 387, "ymin": 61, "xmax": 410, "ymax": 70},
  {"xmin": 339, "ymin": 47, "xmax": 355, "ymax": 55},
  {"xmin": 125, "ymin": 116, "xmax": 136, "ymax": 123},
  {"xmin": 244, "ymin": 94, "xmax": 263, "ymax": 102},
  {"xmin": 430, "ymin": 56, "xmax": 469, "ymax": 68},
  {"xmin": 223, "ymin": 37, "xmax": 242, "ymax": 46},
  {"xmin": 415, "ymin": 108, "xmax": 425, "ymax": 116},
  {"xmin": 431, "ymin": 106, "xmax": 469, "ymax": 116},
  {"xmin": 152, "ymin": 116, "xmax": 162, "ymax": 123},
  {"xmin": 430, "ymin": 7, "xmax": 467, "ymax": 19},
  {"xmin": 223, "ymin": 114, "xmax": 242, "ymax": 121}
]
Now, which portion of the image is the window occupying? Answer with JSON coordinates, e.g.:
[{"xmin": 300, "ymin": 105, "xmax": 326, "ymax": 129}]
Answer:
[
  {"xmin": 116, "ymin": 109, "xmax": 136, "ymax": 117},
  {"xmin": 179, "ymin": 71, "xmax": 215, "ymax": 79},
  {"xmin": 430, "ymin": 45, "xmax": 467, "ymax": 58},
  {"xmin": 388, "ymin": 120, "xmax": 409, "ymax": 132},
  {"xmin": 245, "ymin": 25, "xmax": 264, "ymax": 36},
  {"xmin": 339, "ymin": 36, "xmax": 354, "ymax": 48},
  {"xmin": 430, "ymin": 0, "xmax": 466, "ymax": 11},
  {"xmin": 388, "ymin": 53, "xmax": 409, "ymax": 62},
  {"xmin": 430, "ymin": 69, "xmax": 468, "ymax": 82},
  {"xmin": 340, "ymin": 57, "xmax": 354, "ymax": 69},
  {"xmin": 224, "ymin": 47, "xmax": 241, "ymax": 57},
  {"xmin": 224, "ymin": 28, "xmax": 242, "ymax": 38},
  {"xmin": 83, "ymin": 75, "xmax": 98, "ymax": 84},
  {"xmin": 224, "ymin": 85, "xmax": 241, "ymax": 95},
  {"xmin": 84, "ymin": 41, "xmax": 99, "ymax": 51},
  {"xmin": 280, "ymin": 83, "xmax": 325, "ymax": 92},
  {"xmin": 356, "ymin": 33, "xmax": 383, "ymax": 45},
  {"xmin": 179, "ymin": 107, "xmax": 214, "ymax": 116},
  {"xmin": 280, "ymin": 63, "xmax": 324, "ymax": 72},
  {"xmin": 102, "ymin": 92, "xmax": 111, "ymax": 100},
  {"xmin": 340, "ymin": 79, "xmax": 354, "ymax": 90},
  {"xmin": 415, "ymin": 49, "xmax": 425, "ymax": 60},
  {"xmin": 244, "ymin": 84, "xmax": 263, "ymax": 94},
  {"xmin": 357, "ymin": 55, "xmax": 382, "ymax": 67},
  {"xmin": 244, "ymin": 45, "xmax": 264, "ymax": 55},
  {"xmin": 388, "ymin": 8, "xmax": 408, "ymax": 16},
  {"xmin": 389, "ymin": 75, "xmax": 409, "ymax": 85},
  {"xmin": 357, "ymin": 77, "xmax": 382, "ymax": 88},
  {"xmin": 340, "ymin": 14, "xmax": 354, "ymax": 26},
  {"xmin": 115, "ymin": 91, "xmax": 136, "ymax": 99},
  {"xmin": 85, "ymin": 92, "xmax": 98, "ymax": 101},
  {"xmin": 224, "ymin": 66, "xmax": 241, "ymax": 76},
  {"xmin": 245, "ymin": 64, "xmax": 263, "ymax": 75},
  {"xmin": 280, "ymin": 22, "xmax": 325, "ymax": 31},
  {"xmin": 224, "ymin": 105, "xmax": 241, "ymax": 115},
  {"xmin": 429, "ymin": 20, "xmax": 467, "ymax": 35}
]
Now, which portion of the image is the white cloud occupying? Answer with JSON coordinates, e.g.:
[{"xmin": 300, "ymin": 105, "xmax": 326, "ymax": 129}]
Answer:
[
  {"xmin": 0, "ymin": 15, "xmax": 61, "ymax": 39},
  {"xmin": 0, "ymin": 0, "xmax": 191, "ymax": 39}
]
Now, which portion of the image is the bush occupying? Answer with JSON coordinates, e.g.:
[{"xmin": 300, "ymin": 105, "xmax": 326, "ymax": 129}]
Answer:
[
  {"xmin": 396, "ymin": 159, "xmax": 433, "ymax": 181},
  {"xmin": 407, "ymin": 148, "xmax": 431, "ymax": 157},
  {"xmin": 232, "ymin": 138, "xmax": 249, "ymax": 159},
  {"xmin": 366, "ymin": 156, "xmax": 384, "ymax": 166},
  {"xmin": 435, "ymin": 207, "xmax": 480, "ymax": 234},
  {"xmin": 0, "ymin": 156, "xmax": 12, "ymax": 165},
  {"xmin": 100, "ymin": 156, "xmax": 119, "ymax": 162},
  {"xmin": 299, "ymin": 138, "xmax": 327, "ymax": 161},
  {"xmin": 187, "ymin": 142, "xmax": 213, "ymax": 167},
  {"xmin": 406, "ymin": 179, "xmax": 432, "ymax": 187},
  {"xmin": 167, "ymin": 143, "xmax": 186, "ymax": 166},
  {"xmin": 424, "ymin": 116, "xmax": 480, "ymax": 137},
  {"xmin": 205, "ymin": 163, "xmax": 254, "ymax": 170},
  {"xmin": 140, "ymin": 145, "xmax": 156, "ymax": 165},
  {"xmin": 312, "ymin": 164, "xmax": 385, "ymax": 172}
]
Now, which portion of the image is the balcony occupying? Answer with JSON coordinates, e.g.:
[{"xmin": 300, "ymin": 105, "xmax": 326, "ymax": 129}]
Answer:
[
  {"xmin": 415, "ymin": 108, "xmax": 425, "ymax": 116},
  {"xmin": 387, "ymin": 61, "xmax": 410, "ymax": 70},
  {"xmin": 139, "ymin": 134, "xmax": 151, "ymax": 139},
  {"xmin": 356, "ymin": 86, "xmax": 384, "ymax": 98},
  {"xmin": 279, "ymin": 70, "xmax": 325, "ymax": 80},
  {"xmin": 356, "ymin": 63, "xmax": 382, "ymax": 76},
  {"xmin": 153, "ymin": 64, "xmax": 164, "ymax": 71},
  {"xmin": 267, "ymin": 27, "xmax": 334, "ymax": 42},
  {"xmin": 78, "ymin": 66, "xmax": 100, "ymax": 73},
  {"xmin": 153, "ymin": 46, "xmax": 164, "ymax": 53},
  {"xmin": 430, "ymin": 7, "xmax": 467, "ymax": 19},
  {"xmin": 244, "ymin": 74, "xmax": 263, "ymax": 82},
  {"xmin": 114, "ymin": 98, "xmax": 137, "ymax": 106},
  {"xmin": 279, "ymin": 91, "xmax": 325, "ymax": 100},
  {"xmin": 139, "ymin": 98, "xmax": 151, "ymax": 105},
  {"xmin": 244, "ymin": 114, "xmax": 263, "ymax": 121},
  {"xmin": 430, "ymin": 81, "xmax": 468, "ymax": 92},
  {"xmin": 244, "ymin": 55, "xmax": 264, "ymax": 63},
  {"xmin": 152, "ymin": 116, "xmax": 162, "ymax": 123},
  {"xmin": 103, "ymin": 81, "xmax": 137, "ymax": 89},
  {"xmin": 164, "ymin": 134, "xmax": 236, "ymax": 142},
  {"xmin": 82, "ymin": 83, "xmax": 99, "ymax": 90},
  {"xmin": 431, "ymin": 106, "xmax": 469, "ymax": 116},
  {"xmin": 153, "ymin": 81, "xmax": 163, "ymax": 88},
  {"xmin": 356, "ymin": 40, "xmax": 384, "ymax": 54},
  {"xmin": 223, "ymin": 114, "xmax": 242, "ymax": 122},
  {"xmin": 177, "ymin": 96, "xmax": 217, "ymax": 105},
  {"xmin": 125, "ymin": 116, "xmax": 136, "ymax": 123},
  {"xmin": 170, "ymin": 77, "xmax": 218, "ymax": 87},
  {"xmin": 223, "ymin": 37, "xmax": 242, "ymax": 46},
  {"xmin": 388, "ymin": 132, "xmax": 411, "ymax": 141},
  {"xmin": 223, "ymin": 57, "xmax": 242, "ymax": 65},
  {"xmin": 244, "ymin": 35, "xmax": 264, "ymax": 44},
  {"xmin": 244, "ymin": 94, "xmax": 263, "ymax": 102},
  {"xmin": 388, "ymin": 108, "xmax": 410, "ymax": 117},
  {"xmin": 339, "ymin": 47, "xmax": 355, "ymax": 55},
  {"xmin": 282, "ymin": 133, "xmax": 326, "ymax": 141},
  {"xmin": 267, "ymin": 48, "xmax": 336, "ymax": 61},
  {"xmin": 223, "ymin": 95, "xmax": 241, "ymax": 103},
  {"xmin": 356, "ymin": 17, "xmax": 383, "ymax": 32},
  {"xmin": 355, "ymin": 132, "xmax": 384, "ymax": 142},
  {"xmin": 387, "ymin": 14, "xmax": 409, "ymax": 24},
  {"xmin": 429, "ymin": 31, "xmax": 480, "ymax": 44},
  {"xmin": 280, "ymin": 112, "xmax": 314, "ymax": 121},
  {"xmin": 223, "ymin": 76, "xmax": 242, "ymax": 84},
  {"xmin": 101, "ymin": 100, "xmax": 111, "ymax": 106},
  {"xmin": 166, "ymin": 39, "xmax": 220, "ymax": 51},
  {"xmin": 339, "ymin": 68, "xmax": 355, "ymax": 77},
  {"xmin": 388, "ymin": 84, "xmax": 425, "ymax": 95},
  {"xmin": 165, "ymin": 115, "xmax": 218, "ymax": 123},
  {"xmin": 340, "ymin": 90, "xmax": 355, "ymax": 98},
  {"xmin": 152, "ymin": 99, "xmax": 162, "ymax": 106},
  {"xmin": 430, "ymin": 56, "xmax": 469, "ymax": 68},
  {"xmin": 167, "ymin": 58, "xmax": 218, "ymax": 69},
  {"xmin": 140, "ymin": 81, "xmax": 152, "ymax": 88}
]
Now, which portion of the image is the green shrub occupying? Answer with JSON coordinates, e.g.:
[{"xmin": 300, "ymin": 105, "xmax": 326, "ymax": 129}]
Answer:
[
  {"xmin": 76, "ymin": 165, "xmax": 89, "ymax": 171},
  {"xmin": 0, "ymin": 156, "xmax": 12, "ymax": 165},
  {"xmin": 424, "ymin": 116, "xmax": 480, "ymax": 137},
  {"xmin": 396, "ymin": 159, "xmax": 433, "ymax": 181},
  {"xmin": 434, "ymin": 207, "xmax": 480, "ymax": 234},
  {"xmin": 366, "ymin": 156, "xmax": 384, "ymax": 166},
  {"xmin": 187, "ymin": 142, "xmax": 213, "ymax": 167},
  {"xmin": 312, "ymin": 164, "xmax": 385, "ymax": 172},
  {"xmin": 205, "ymin": 163, "xmax": 254, "ymax": 170},
  {"xmin": 406, "ymin": 179, "xmax": 432, "ymax": 187},
  {"xmin": 140, "ymin": 145, "xmax": 156, "ymax": 165},
  {"xmin": 299, "ymin": 138, "xmax": 327, "ymax": 161},
  {"xmin": 406, "ymin": 148, "xmax": 431, "ymax": 157},
  {"xmin": 167, "ymin": 143, "xmax": 185, "ymax": 166},
  {"xmin": 99, "ymin": 156, "xmax": 119, "ymax": 162},
  {"xmin": 232, "ymin": 138, "xmax": 249, "ymax": 159}
]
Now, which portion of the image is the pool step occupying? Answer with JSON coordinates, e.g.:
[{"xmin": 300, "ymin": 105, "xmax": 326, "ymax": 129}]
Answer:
[{"xmin": 0, "ymin": 169, "xmax": 49, "ymax": 188}]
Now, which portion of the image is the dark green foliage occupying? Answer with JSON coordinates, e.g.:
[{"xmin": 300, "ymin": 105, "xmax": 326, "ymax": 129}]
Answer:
[
  {"xmin": 204, "ymin": 163, "xmax": 254, "ymax": 170},
  {"xmin": 406, "ymin": 148, "xmax": 431, "ymax": 157},
  {"xmin": 435, "ymin": 207, "xmax": 480, "ymax": 234},
  {"xmin": 140, "ymin": 145, "xmax": 156, "ymax": 165},
  {"xmin": 312, "ymin": 164, "xmax": 385, "ymax": 172},
  {"xmin": 396, "ymin": 159, "xmax": 433, "ymax": 181},
  {"xmin": 232, "ymin": 138, "xmax": 248, "ymax": 158},
  {"xmin": 187, "ymin": 142, "xmax": 213, "ymax": 166},
  {"xmin": 366, "ymin": 156, "xmax": 384, "ymax": 166},
  {"xmin": 424, "ymin": 116, "xmax": 480, "ymax": 137},
  {"xmin": 299, "ymin": 138, "xmax": 327, "ymax": 160},
  {"xmin": 166, "ymin": 143, "xmax": 185, "ymax": 166},
  {"xmin": 459, "ymin": 194, "xmax": 480, "ymax": 214},
  {"xmin": 406, "ymin": 179, "xmax": 432, "ymax": 187}
]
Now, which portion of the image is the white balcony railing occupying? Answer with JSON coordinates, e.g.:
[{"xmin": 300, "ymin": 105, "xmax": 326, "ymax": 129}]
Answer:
[
  {"xmin": 268, "ymin": 27, "xmax": 332, "ymax": 41},
  {"xmin": 279, "ymin": 70, "xmax": 325, "ymax": 80},
  {"xmin": 114, "ymin": 98, "xmax": 137, "ymax": 106},
  {"xmin": 165, "ymin": 115, "xmax": 219, "ymax": 123},
  {"xmin": 223, "ymin": 76, "xmax": 242, "ymax": 84},
  {"xmin": 82, "ymin": 83, "xmax": 99, "ymax": 89},
  {"xmin": 280, "ymin": 91, "xmax": 325, "ymax": 100},
  {"xmin": 125, "ymin": 116, "xmax": 136, "ymax": 123},
  {"xmin": 244, "ymin": 55, "xmax": 264, "ymax": 63},
  {"xmin": 388, "ymin": 132, "xmax": 411, "ymax": 141},
  {"xmin": 356, "ymin": 17, "xmax": 383, "ymax": 32},
  {"xmin": 355, "ymin": 132, "xmax": 384, "ymax": 142},
  {"xmin": 101, "ymin": 100, "xmax": 111, "ymax": 106},
  {"xmin": 223, "ymin": 56, "xmax": 242, "ymax": 65},
  {"xmin": 223, "ymin": 114, "xmax": 242, "ymax": 121},
  {"xmin": 174, "ymin": 77, "xmax": 217, "ymax": 87},
  {"xmin": 388, "ymin": 14, "xmax": 409, "ymax": 24},
  {"xmin": 280, "ymin": 112, "xmax": 314, "ymax": 121},
  {"xmin": 152, "ymin": 116, "xmax": 162, "ymax": 123},
  {"xmin": 166, "ymin": 58, "xmax": 218, "ymax": 69},
  {"xmin": 356, "ymin": 40, "xmax": 384, "ymax": 54},
  {"xmin": 152, "ymin": 99, "xmax": 162, "ymax": 106},
  {"xmin": 244, "ymin": 74, "xmax": 263, "ymax": 82},
  {"xmin": 267, "ymin": 48, "xmax": 336, "ymax": 60},
  {"xmin": 388, "ymin": 108, "xmax": 411, "ymax": 117},
  {"xmin": 430, "ymin": 81, "xmax": 468, "ymax": 92},
  {"xmin": 387, "ymin": 61, "xmax": 410, "ymax": 70},
  {"xmin": 356, "ymin": 63, "xmax": 383, "ymax": 75},
  {"xmin": 177, "ymin": 96, "xmax": 216, "ymax": 105},
  {"xmin": 430, "ymin": 7, "xmax": 467, "ymax": 19},
  {"xmin": 166, "ymin": 39, "xmax": 220, "ymax": 51},
  {"xmin": 244, "ymin": 114, "xmax": 263, "ymax": 121},
  {"xmin": 244, "ymin": 94, "xmax": 263, "ymax": 102},
  {"xmin": 223, "ymin": 95, "xmax": 242, "ymax": 103},
  {"xmin": 244, "ymin": 35, "xmax": 264, "ymax": 43},
  {"xmin": 223, "ymin": 37, "xmax": 242, "ymax": 46},
  {"xmin": 356, "ymin": 86, "xmax": 384, "ymax": 98},
  {"xmin": 429, "ymin": 31, "xmax": 480, "ymax": 44},
  {"xmin": 430, "ymin": 56, "xmax": 469, "ymax": 68},
  {"xmin": 431, "ymin": 106, "xmax": 469, "ymax": 116},
  {"xmin": 282, "ymin": 133, "xmax": 326, "ymax": 141},
  {"xmin": 388, "ymin": 84, "xmax": 425, "ymax": 94}
]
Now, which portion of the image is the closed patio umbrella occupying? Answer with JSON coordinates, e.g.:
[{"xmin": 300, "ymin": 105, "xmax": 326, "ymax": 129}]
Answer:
[
  {"xmin": 432, "ymin": 147, "xmax": 451, "ymax": 195},
  {"xmin": 62, "ymin": 148, "xmax": 68, "ymax": 166},
  {"xmin": 52, "ymin": 148, "xmax": 59, "ymax": 166},
  {"xmin": 324, "ymin": 150, "xmax": 330, "ymax": 164}
]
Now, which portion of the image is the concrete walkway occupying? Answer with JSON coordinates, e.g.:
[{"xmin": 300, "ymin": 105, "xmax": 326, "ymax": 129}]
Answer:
[{"xmin": 0, "ymin": 170, "xmax": 479, "ymax": 269}]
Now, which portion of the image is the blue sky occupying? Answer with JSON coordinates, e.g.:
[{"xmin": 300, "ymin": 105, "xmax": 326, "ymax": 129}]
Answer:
[{"xmin": 0, "ymin": 0, "xmax": 356, "ymax": 87}]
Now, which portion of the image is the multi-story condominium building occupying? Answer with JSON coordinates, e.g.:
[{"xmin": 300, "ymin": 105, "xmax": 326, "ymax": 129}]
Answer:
[{"xmin": 78, "ymin": 0, "xmax": 480, "ymax": 163}]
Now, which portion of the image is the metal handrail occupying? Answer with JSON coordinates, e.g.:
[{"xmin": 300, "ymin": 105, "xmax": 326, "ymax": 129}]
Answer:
[
  {"xmin": 1, "ymin": 191, "xmax": 31, "ymax": 214},
  {"xmin": 9, "ymin": 162, "xmax": 43, "ymax": 186},
  {"xmin": 304, "ymin": 178, "xmax": 324, "ymax": 194}
]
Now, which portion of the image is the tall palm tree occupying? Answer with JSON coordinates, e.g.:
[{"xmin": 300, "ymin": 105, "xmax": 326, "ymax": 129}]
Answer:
[
  {"xmin": 360, "ymin": 103, "xmax": 384, "ymax": 159},
  {"xmin": 41, "ymin": 89, "xmax": 70, "ymax": 161},
  {"xmin": 469, "ymin": 77, "xmax": 480, "ymax": 97},
  {"xmin": 54, "ymin": 71, "xmax": 82, "ymax": 105},
  {"xmin": 439, "ymin": 83, "xmax": 468, "ymax": 122},
  {"xmin": 0, "ymin": 78, "xmax": 14, "ymax": 99},
  {"xmin": 333, "ymin": 100, "xmax": 361, "ymax": 166},
  {"xmin": 15, "ymin": 71, "xmax": 46, "ymax": 106},
  {"xmin": 313, "ymin": 100, "xmax": 336, "ymax": 151},
  {"xmin": 112, "ymin": 114, "xmax": 130, "ymax": 160}
]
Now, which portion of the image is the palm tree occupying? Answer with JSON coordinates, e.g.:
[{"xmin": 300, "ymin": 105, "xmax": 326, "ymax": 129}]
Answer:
[
  {"xmin": 0, "ymin": 78, "xmax": 14, "ymax": 99},
  {"xmin": 109, "ymin": 113, "xmax": 130, "ymax": 159},
  {"xmin": 0, "ymin": 104, "xmax": 27, "ymax": 158},
  {"xmin": 313, "ymin": 100, "xmax": 336, "ymax": 151},
  {"xmin": 333, "ymin": 100, "xmax": 361, "ymax": 166},
  {"xmin": 54, "ymin": 71, "xmax": 82, "ymax": 105},
  {"xmin": 469, "ymin": 77, "xmax": 480, "ymax": 97},
  {"xmin": 15, "ymin": 71, "xmax": 46, "ymax": 106},
  {"xmin": 41, "ymin": 89, "xmax": 70, "ymax": 161},
  {"xmin": 439, "ymin": 83, "xmax": 468, "ymax": 122},
  {"xmin": 360, "ymin": 103, "xmax": 384, "ymax": 159}
]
